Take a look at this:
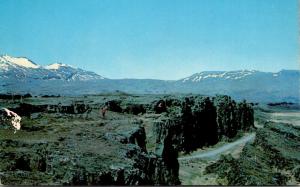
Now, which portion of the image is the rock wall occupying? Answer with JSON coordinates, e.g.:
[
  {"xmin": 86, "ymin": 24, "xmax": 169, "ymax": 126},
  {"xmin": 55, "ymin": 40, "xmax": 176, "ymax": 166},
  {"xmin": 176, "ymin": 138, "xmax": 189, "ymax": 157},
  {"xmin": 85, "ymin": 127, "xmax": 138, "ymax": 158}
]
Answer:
[
  {"xmin": 152, "ymin": 95, "xmax": 254, "ymax": 153},
  {"xmin": 153, "ymin": 117, "xmax": 182, "ymax": 185},
  {"xmin": 213, "ymin": 96, "xmax": 254, "ymax": 138},
  {"xmin": 104, "ymin": 121, "xmax": 180, "ymax": 185},
  {"xmin": 183, "ymin": 96, "xmax": 218, "ymax": 152}
]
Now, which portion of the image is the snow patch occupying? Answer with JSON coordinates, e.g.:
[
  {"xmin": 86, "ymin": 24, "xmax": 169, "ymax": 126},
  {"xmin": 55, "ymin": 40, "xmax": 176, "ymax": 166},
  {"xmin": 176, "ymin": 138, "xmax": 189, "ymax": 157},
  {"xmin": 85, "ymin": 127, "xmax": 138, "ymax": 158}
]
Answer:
[
  {"xmin": 192, "ymin": 76, "xmax": 203, "ymax": 81},
  {"xmin": 182, "ymin": 70, "xmax": 256, "ymax": 82},
  {"xmin": 0, "ymin": 55, "xmax": 39, "ymax": 69},
  {"xmin": 45, "ymin": 63, "xmax": 70, "ymax": 70},
  {"xmin": 0, "ymin": 62, "xmax": 10, "ymax": 71},
  {"xmin": 182, "ymin": 77, "xmax": 190, "ymax": 82}
]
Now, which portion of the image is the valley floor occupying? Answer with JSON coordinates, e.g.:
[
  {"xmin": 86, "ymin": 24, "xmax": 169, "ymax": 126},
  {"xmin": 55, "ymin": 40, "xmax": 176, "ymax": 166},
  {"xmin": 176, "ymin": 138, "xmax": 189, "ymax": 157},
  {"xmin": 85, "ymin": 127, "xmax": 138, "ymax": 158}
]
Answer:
[{"xmin": 269, "ymin": 111, "xmax": 300, "ymax": 126}]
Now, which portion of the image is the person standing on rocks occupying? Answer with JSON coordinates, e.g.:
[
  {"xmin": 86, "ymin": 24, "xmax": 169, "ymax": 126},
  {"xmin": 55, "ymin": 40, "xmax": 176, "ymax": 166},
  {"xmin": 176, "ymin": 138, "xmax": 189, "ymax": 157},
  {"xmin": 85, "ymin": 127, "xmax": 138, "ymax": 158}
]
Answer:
[
  {"xmin": 100, "ymin": 106, "xmax": 108, "ymax": 118},
  {"xmin": 156, "ymin": 100, "xmax": 166, "ymax": 113},
  {"xmin": 158, "ymin": 102, "xmax": 163, "ymax": 108}
]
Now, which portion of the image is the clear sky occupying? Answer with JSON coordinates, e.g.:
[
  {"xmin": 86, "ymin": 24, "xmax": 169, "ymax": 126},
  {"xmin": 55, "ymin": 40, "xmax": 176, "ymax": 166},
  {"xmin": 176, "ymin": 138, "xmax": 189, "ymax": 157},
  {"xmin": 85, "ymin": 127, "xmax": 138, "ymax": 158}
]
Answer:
[{"xmin": 0, "ymin": 0, "xmax": 298, "ymax": 80}]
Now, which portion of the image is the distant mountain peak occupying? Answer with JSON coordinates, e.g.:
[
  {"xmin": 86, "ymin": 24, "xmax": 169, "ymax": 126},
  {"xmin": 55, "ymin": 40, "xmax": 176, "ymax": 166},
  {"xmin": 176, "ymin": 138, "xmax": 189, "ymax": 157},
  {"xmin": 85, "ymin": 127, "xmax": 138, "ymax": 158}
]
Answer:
[
  {"xmin": 45, "ymin": 63, "xmax": 74, "ymax": 70},
  {"xmin": 0, "ymin": 55, "xmax": 39, "ymax": 69},
  {"xmin": 0, "ymin": 54, "xmax": 105, "ymax": 81},
  {"xmin": 181, "ymin": 70, "xmax": 259, "ymax": 82}
]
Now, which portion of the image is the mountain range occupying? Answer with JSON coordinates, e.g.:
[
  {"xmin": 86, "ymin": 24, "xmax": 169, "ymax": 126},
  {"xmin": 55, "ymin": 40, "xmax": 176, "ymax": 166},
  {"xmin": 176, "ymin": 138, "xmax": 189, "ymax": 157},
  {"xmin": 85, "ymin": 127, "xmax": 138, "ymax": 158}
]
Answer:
[{"xmin": 1, "ymin": 55, "xmax": 299, "ymax": 103}]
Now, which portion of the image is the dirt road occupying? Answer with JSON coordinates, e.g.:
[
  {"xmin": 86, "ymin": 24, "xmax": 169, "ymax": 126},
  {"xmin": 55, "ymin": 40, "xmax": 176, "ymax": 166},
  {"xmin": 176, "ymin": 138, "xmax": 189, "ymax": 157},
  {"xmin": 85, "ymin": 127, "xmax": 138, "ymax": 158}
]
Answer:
[{"xmin": 179, "ymin": 133, "xmax": 255, "ymax": 161}]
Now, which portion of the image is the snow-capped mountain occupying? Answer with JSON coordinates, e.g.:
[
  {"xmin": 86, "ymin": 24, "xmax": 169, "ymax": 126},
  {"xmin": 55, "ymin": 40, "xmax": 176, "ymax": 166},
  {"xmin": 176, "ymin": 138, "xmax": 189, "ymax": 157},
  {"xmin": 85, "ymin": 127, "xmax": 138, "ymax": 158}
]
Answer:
[
  {"xmin": 44, "ymin": 63, "xmax": 105, "ymax": 81},
  {"xmin": 0, "ymin": 55, "xmax": 105, "ymax": 81},
  {"xmin": 175, "ymin": 69, "xmax": 300, "ymax": 102},
  {"xmin": 0, "ymin": 55, "xmax": 40, "ymax": 69},
  {"xmin": 181, "ymin": 70, "xmax": 259, "ymax": 82},
  {"xmin": 1, "ymin": 54, "xmax": 299, "ymax": 103}
]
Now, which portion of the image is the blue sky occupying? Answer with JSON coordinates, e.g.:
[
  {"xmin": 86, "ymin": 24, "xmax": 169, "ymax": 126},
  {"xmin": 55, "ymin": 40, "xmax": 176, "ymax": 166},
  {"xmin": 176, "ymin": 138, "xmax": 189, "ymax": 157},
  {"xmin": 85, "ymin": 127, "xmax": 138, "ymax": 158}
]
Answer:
[{"xmin": 0, "ymin": 0, "xmax": 298, "ymax": 80}]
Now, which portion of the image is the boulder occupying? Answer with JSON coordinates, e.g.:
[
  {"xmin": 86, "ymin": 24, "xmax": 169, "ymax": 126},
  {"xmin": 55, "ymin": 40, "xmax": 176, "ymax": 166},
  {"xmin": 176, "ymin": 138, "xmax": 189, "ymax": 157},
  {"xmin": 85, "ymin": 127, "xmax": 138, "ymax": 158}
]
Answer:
[
  {"xmin": 153, "ymin": 100, "xmax": 167, "ymax": 114},
  {"xmin": 105, "ymin": 100, "xmax": 122, "ymax": 113},
  {"xmin": 124, "ymin": 104, "xmax": 146, "ymax": 115},
  {"xmin": 0, "ymin": 108, "xmax": 22, "ymax": 132}
]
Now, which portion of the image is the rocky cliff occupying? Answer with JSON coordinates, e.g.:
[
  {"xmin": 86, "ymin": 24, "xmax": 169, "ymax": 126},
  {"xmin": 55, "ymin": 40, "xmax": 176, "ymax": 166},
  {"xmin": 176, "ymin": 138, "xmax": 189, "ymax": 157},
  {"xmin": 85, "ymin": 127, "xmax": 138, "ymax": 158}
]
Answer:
[
  {"xmin": 152, "ymin": 95, "xmax": 254, "ymax": 154},
  {"xmin": 0, "ymin": 94, "xmax": 254, "ymax": 185}
]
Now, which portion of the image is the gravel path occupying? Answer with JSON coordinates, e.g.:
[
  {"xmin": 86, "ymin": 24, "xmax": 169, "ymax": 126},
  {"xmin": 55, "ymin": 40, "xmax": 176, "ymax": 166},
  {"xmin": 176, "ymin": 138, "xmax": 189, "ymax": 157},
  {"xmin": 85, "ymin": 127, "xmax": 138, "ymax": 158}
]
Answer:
[{"xmin": 178, "ymin": 133, "xmax": 255, "ymax": 161}]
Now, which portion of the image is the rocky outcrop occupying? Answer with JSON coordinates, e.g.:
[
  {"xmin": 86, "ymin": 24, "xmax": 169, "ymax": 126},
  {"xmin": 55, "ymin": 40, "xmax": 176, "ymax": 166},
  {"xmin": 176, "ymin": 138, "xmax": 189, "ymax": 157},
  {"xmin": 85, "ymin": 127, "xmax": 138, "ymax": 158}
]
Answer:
[
  {"xmin": 104, "ymin": 119, "xmax": 180, "ymax": 185},
  {"xmin": 152, "ymin": 95, "xmax": 253, "ymax": 153},
  {"xmin": 8, "ymin": 102, "xmax": 91, "ymax": 117},
  {"xmin": 105, "ymin": 100, "xmax": 122, "ymax": 113},
  {"xmin": 41, "ymin": 95, "xmax": 60, "ymax": 98},
  {"xmin": 47, "ymin": 102, "xmax": 91, "ymax": 114},
  {"xmin": 124, "ymin": 104, "xmax": 146, "ymax": 115},
  {"xmin": 105, "ymin": 99, "xmax": 147, "ymax": 115},
  {"xmin": 105, "ymin": 125, "xmax": 147, "ymax": 152},
  {"xmin": 213, "ymin": 95, "xmax": 254, "ymax": 138},
  {"xmin": 0, "ymin": 108, "xmax": 22, "ymax": 132},
  {"xmin": 0, "ymin": 93, "xmax": 32, "ymax": 100},
  {"xmin": 153, "ymin": 116, "xmax": 182, "ymax": 185},
  {"xmin": 47, "ymin": 145, "xmax": 155, "ymax": 185},
  {"xmin": 293, "ymin": 166, "xmax": 300, "ymax": 182},
  {"xmin": 236, "ymin": 100, "xmax": 254, "ymax": 131},
  {"xmin": 183, "ymin": 96, "xmax": 218, "ymax": 152},
  {"xmin": 10, "ymin": 103, "xmax": 48, "ymax": 117},
  {"xmin": 153, "ymin": 100, "xmax": 167, "ymax": 114},
  {"xmin": 0, "ymin": 135, "xmax": 180, "ymax": 185},
  {"xmin": 0, "ymin": 94, "xmax": 255, "ymax": 185}
]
